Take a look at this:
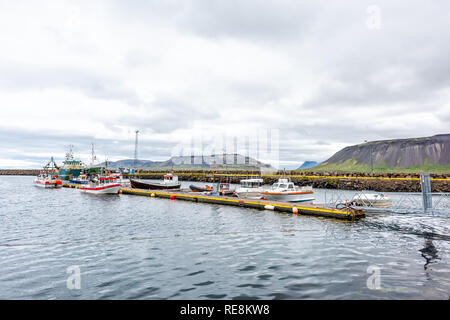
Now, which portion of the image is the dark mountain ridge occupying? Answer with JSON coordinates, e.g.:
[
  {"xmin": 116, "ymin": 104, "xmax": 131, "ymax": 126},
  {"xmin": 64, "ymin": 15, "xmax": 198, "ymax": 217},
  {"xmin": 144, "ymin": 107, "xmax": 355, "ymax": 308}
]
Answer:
[
  {"xmin": 321, "ymin": 134, "xmax": 450, "ymax": 169},
  {"xmin": 101, "ymin": 154, "xmax": 273, "ymax": 169}
]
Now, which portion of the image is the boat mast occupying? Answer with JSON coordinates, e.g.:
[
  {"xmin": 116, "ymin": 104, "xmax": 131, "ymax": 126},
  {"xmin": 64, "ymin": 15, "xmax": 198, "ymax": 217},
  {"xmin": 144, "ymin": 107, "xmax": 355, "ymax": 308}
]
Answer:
[{"xmin": 90, "ymin": 143, "xmax": 97, "ymax": 166}]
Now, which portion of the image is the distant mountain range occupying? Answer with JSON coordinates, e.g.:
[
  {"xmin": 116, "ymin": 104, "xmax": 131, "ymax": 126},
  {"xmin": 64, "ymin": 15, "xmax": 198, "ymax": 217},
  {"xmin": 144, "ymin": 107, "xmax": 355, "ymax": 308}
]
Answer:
[
  {"xmin": 296, "ymin": 161, "xmax": 320, "ymax": 170},
  {"xmin": 101, "ymin": 154, "xmax": 274, "ymax": 169},
  {"xmin": 315, "ymin": 134, "xmax": 450, "ymax": 173}
]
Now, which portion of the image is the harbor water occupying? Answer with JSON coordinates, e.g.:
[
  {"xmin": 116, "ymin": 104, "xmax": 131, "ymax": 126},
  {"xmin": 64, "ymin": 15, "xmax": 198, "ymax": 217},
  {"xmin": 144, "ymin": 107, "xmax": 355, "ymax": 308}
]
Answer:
[{"xmin": 0, "ymin": 176, "xmax": 449, "ymax": 299}]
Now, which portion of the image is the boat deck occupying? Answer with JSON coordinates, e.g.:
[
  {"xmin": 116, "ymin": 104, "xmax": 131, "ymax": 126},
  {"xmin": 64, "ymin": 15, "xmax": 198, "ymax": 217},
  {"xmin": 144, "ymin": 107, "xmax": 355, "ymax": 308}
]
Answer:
[{"xmin": 120, "ymin": 188, "xmax": 365, "ymax": 220}]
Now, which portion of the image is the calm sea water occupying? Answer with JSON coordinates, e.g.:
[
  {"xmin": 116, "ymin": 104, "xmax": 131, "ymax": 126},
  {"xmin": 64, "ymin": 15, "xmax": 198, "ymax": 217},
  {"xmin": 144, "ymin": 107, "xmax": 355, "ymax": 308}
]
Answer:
[{"xmin": 0, "ymin": 175, "xmax": 449, "ymax": 299}]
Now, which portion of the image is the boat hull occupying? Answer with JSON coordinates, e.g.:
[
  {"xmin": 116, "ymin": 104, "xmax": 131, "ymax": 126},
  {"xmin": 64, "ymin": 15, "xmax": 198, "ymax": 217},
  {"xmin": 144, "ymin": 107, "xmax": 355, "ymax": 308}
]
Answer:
[
  {"xmin": 352, "ymin": 199, "xmax": 392, "ymax": 208},
  {"xmin": 261, "ymin": 191, "xmax": 315, "ymax": 202},
  {"xmin": 130, "ymin": 179, "xmax": 181, "ymax": 190},
  {"xmin": 34, "ymin": 179, "xmax": 62, "ymax": 188},
  {"xmin": 79, "ymin": 184, "xmax": 121, "ymax": 194}
]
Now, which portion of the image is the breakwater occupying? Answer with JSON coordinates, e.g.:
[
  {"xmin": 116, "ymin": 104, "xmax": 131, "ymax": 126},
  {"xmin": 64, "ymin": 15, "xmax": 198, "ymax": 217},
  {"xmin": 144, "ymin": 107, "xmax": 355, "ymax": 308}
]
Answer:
[
  {"xmin": 127, "ymin": 170, "xmax": 450, "ymax": 193},
  {"xmin": 0, "ymin": 169, "xmax": 40, "ymax": 176}
]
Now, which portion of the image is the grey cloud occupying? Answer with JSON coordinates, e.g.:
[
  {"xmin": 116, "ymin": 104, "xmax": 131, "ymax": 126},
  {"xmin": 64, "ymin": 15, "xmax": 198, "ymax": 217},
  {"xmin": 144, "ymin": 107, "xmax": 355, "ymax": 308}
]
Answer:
[
  {"xmin": 116, "ymin": 96, "xmax": 220, "ymax": 134},
  {"xmin": 110, "ymin": 0, "xmax": 318, "ymax": 43},
  {"xmin": 0, "ymin": 63, "xmax": 141, "ymax": 105}
]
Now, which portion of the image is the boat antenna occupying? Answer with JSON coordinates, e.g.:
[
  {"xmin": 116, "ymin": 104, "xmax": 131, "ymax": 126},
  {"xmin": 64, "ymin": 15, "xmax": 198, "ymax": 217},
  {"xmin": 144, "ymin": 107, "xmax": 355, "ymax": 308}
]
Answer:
[{"xmin": 134, "ymin": 130, "xmax": 139, "ymax": 168}]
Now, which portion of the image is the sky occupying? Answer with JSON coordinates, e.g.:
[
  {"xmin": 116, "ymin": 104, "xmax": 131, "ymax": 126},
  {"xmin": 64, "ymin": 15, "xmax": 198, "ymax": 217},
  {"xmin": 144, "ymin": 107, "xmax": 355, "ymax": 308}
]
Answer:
[{"xmin": 0, "ymin": 0, "xmax": 449, "ymax": 169}]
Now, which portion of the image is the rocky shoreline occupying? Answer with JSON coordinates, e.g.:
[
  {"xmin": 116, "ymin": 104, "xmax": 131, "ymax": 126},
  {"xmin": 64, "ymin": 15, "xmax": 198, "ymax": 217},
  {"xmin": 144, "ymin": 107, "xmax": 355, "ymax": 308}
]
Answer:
[
  {"xmin": 2, "ymin": 169, "xmax": 449, "ymax": 192},
  {"xmin": 128, "ymin": 170, "xmax": 450, "ymax": 193}
]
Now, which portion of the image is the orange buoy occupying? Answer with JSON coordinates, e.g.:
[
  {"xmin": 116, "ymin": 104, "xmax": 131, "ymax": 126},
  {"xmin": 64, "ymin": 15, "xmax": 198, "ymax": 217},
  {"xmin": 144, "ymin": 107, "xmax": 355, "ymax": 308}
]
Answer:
[
  {"xmin": 170, "ymin": 195, "xmax": 175, "ymax": 200},
  {"xmin": 119, "ymin": 190, "xmax": 122, "ymax": 194},
  {"xmin": 292, "ymin": 207, "xmax": 298, "ymax": 215}
]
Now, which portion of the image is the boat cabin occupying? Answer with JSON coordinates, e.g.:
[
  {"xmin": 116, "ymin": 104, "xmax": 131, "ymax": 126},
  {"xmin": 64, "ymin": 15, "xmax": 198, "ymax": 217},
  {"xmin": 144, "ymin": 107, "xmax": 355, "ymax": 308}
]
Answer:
[
  {"xmin": 97, "ymin": 177, "xmax": 118, "ymax": 185},
  {"xmin": 271, "ymin": 178, "xmax": 295, "ymax": 191},
  {"xmin": 164, "ymin": 174, "xmax": 178, "ymax": 183},
  {"xmin": 240, "ymin": 178, "xmax": 263, "ymax": 188},
  {"xmin": 219, "ymin": 182, "xmax": 230, "ymax": 191}
]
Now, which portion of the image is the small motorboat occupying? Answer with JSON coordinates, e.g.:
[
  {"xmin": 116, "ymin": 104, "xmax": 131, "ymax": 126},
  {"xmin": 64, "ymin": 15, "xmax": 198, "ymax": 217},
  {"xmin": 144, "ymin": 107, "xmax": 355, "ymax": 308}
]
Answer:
[
  {"xmin": 190, "ymin": 185, "xmax": 213, "ymax": 192},
  {"xmin": 130, "ymin": 173, "xmax": 181, "ymax": 190},
  {"xmin": 218, "ymin": 182, "xmax": 234, "ymax": 196},
  {"xmin": 261, "ymin": 178, "xmax": 314, "ymax": 203},
  {"xmin": 110, "ymin": 172, "xmax": 130, "ymax": 187},
  {"xmin": 351, "ymin": 193, "xmax": 392, "ymax": 207},
  {"xmin": 34, "ymin": 157, "xmax": 62, "ymax": 188},
  {"xmin": 235, "ymin": 178, "xmax": 264, "ymax": 199},
  {"xmin": 79, "ymin": 176, "xmax": 121, "ymax": 194}
]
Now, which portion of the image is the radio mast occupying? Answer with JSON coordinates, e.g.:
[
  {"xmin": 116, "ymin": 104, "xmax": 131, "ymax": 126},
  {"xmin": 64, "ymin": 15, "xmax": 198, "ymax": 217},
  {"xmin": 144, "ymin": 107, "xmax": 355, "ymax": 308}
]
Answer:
[{"xmin": 134, "ymin": 130, "xmax": 139, "ymax": 168}]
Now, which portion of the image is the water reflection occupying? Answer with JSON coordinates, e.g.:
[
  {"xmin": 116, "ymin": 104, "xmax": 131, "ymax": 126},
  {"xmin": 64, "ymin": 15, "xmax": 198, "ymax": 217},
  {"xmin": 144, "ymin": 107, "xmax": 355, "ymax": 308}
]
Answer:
[{"xmin": 420, "ymin": 237, "xmax": 439, "ymax": 271}]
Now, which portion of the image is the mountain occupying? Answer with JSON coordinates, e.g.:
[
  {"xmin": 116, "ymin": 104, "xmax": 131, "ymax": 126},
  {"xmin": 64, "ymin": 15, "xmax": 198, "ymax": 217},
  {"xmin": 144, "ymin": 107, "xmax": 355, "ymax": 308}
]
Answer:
[
  {"xmin": 297, "ymin": 161, "xmax": 319, "ymax": 170},
  {"xmin": 316, "ymin": 134, "xmax": 450, "ymax": 172},
  {"xmin": 101, "ymin": 159, "xmax": 155, "ymax": 168},
  {"xmin": 101, "ymin": 154, "xmax": 274, "ymax": 169}
]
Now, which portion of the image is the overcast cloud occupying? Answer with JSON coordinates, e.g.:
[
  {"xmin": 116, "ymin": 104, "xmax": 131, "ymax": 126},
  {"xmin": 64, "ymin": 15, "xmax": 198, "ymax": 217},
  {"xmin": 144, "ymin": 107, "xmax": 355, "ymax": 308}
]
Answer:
[{"xmin": 0, "ymin": 0, "xmax": 449, "ymax": 169}]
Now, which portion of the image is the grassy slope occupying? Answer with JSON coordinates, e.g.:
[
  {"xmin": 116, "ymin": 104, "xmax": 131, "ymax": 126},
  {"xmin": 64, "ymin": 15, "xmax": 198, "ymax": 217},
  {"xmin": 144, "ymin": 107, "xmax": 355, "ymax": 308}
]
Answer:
[{"xmin": 306, "ymin": 159, "xmax": 450, "ymax": 174}]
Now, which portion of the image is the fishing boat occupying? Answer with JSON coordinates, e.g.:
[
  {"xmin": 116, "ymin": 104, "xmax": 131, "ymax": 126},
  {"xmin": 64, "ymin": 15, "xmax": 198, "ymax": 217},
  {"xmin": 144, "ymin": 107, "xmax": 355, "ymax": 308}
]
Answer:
[
  {"xmin": 34, "ymin": 173, "xmax": 62, "ymax": 188},
  {"xmin": 34, "ymin": 157, "xmax": 62, "ymax": 188},
  {"xmin": 351, "ymin": 192, "xmax": 392, "ymax": 207},
  {"xmin": 58, "ymin": 145, "xmax": 85, "ymax": 180},
  {"xmin": 130, "ymin": 173, "xmax": 181, "ymax": 190},
  {"xmin": 235, "ymin": 178, "xmax": 264, "ymax": 199},
  {"xmin": 79, "ymin": 176, "xmax": 121, "ymax": 194},
  {"xmin": 261, "ymin": 178, "xmax": 315, "ymax": 202},
  {"xmin": 189, "ymin": 185, "xmax": 213, "ymax": 192}
]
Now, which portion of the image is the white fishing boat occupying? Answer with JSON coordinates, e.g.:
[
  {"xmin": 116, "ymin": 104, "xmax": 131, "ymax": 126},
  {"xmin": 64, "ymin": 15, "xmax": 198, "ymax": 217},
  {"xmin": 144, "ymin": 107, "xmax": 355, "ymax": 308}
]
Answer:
[
  {"xmin": 235, "ymin": 178, "xmax": 264, "ymax": 199},
  {"xmin": 34, "ymin": 173, "xmax": 62, "ymax": 188},
  {"xmin": 79, "ymin": 176, "xmax": 121, "ymax": 194},
  {"xmin": 261, "ymin": 178, "xmax": 314, "ymax": 203},
  {"xmin": 34, "ymin": 157, "xmax": 62, "ymax": 188},
  {"xmin": 351, "ymin": 192, "xmax": 392, "ymax": 207}
]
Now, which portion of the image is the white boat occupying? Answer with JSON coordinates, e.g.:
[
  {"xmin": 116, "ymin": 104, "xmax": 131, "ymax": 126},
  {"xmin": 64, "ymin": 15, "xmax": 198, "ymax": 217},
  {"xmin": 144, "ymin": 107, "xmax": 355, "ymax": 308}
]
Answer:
[
  {"xmin": 261, "ymin": 178, "xmax": 314, "ymax": 202},
  {"xmin": 110, "ymin": 172, "xmax": 130, "ymax": 187},
  {"xmin": 351, "ymin": 192, "xmax": 392, "ymax": 207},
  {"xmin": 235, "ymin": 178, "xmax": 264, "ymax": 199},
  {"xmin": 34, "ymin": 173, "xmax": 62, "ymax": 188},
  {"xmin": 34, "ymin": 157, "xmax": 62, "ymax": 188},
  {"xmin": 79, "ymin": 176, "xmax": 121, "ymax": 194}
]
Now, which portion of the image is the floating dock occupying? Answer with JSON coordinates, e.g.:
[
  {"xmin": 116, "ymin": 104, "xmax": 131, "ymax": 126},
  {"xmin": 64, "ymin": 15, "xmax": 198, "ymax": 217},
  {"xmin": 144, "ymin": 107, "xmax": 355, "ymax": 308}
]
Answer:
[
  {"xmin": 120, "ymin": 188, "xmax": 365, "ymax": 220},
  {"xmin": 62, "ymin": 183, "xmax": 82, "ymax": 189}
]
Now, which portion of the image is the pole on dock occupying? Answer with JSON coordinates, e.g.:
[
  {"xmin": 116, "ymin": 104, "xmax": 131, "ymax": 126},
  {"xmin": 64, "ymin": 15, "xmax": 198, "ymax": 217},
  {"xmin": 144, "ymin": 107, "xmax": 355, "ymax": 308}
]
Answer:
[{"xmin": 420, "ymin": 173, "xmax": 432, "ymax": 212}]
